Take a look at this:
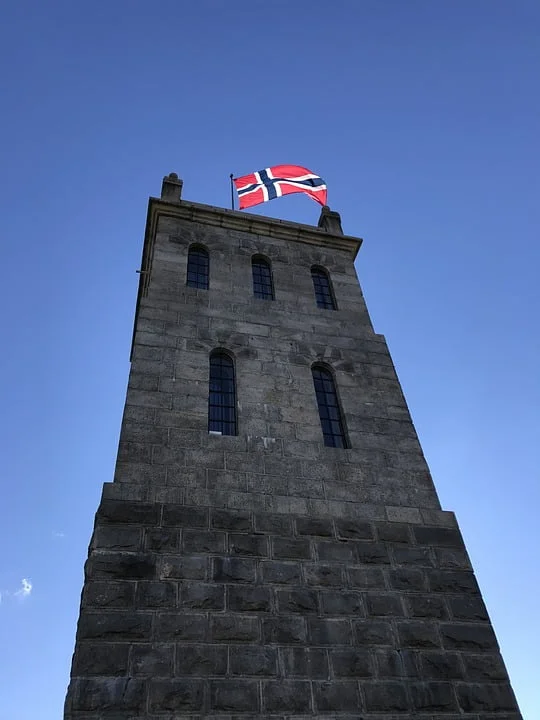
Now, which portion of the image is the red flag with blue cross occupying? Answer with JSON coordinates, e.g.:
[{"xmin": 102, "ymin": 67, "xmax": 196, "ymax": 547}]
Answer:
[{"xmin": 233, "ymin": 165, "xmax": 327, "ymax": 210}]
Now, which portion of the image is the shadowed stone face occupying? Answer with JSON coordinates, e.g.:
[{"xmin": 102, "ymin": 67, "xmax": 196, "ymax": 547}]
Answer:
[{"xmin": 64, "ymin": 185, "xmax": 522, "ymax": 719}]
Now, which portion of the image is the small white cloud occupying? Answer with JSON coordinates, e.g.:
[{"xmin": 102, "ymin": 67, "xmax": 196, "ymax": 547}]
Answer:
[
  {"xmin": 52, "ymin": 531, "xmax": 65, "ymax": 538},
  {"xmin": 0, "ymin": 579, "xmax": 33, "ymax": 607},
  {"xmin": 15, "ymin": 578, "xmax": 32, "ymax": 598}
]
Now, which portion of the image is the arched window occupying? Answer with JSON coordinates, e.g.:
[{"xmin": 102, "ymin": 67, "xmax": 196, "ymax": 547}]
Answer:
[
  {"xmin": 312, "ymin": 365, "xmax": 347, "ymax": 448},
  {"xmin": 208, "ymin": 351, "xmax": 237, "ymax": 435},
  {"xmin": 311, "ymin": 267, "xmax": 336, "ymax": 309},
  {"xmin": 187, "ymin": 246, "xmax": 209, "ymax": 289},
  {"xmin": 252, "ymin": 256, "xmax": 274, "ymax": 300}
]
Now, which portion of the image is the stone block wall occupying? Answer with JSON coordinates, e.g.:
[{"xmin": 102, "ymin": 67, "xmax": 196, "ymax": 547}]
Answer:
[{"xmin": 64, "ymin": 191, "xmax": 522, "ymax": 718}]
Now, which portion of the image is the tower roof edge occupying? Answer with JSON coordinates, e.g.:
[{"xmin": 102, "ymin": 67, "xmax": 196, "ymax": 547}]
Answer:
[{"xmin": 148, "ymin": 196, "xmax": 363, "ymax": 254}]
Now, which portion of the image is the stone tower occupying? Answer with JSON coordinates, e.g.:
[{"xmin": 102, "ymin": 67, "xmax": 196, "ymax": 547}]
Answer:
[{"xmin": 64, "ymin": 173, "xmax": 522, "ymax": 718}]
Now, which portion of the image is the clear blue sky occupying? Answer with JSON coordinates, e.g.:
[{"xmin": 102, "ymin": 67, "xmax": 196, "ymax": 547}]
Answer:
[{"xmin": 1, "ymin": 1, "xmax": 538, "ymax": 717}]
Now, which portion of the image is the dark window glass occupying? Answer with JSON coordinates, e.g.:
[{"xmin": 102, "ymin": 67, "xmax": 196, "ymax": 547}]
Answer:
[
  {"xmin": 208, "ymin": 352, "xmax": 237, "ymax": 435},
  {"xmin": 252, "ymin": 257, "xmax": 274, "ymax": 300},
  {"xmin": 187, "ymin": 247, "xmax": 209, "ymax": 289},
  {"xmin": 311, "ymin": 268, "xmax": 336, "ymax": 309},
  {"xmin": 312, "ymin": 366, "xmax": 347, "ymax": 448}
]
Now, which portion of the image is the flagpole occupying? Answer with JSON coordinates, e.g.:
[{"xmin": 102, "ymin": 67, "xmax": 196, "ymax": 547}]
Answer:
[{"xmin": 229, "ymin": 174, "xmax": 235, "ymax": 210}]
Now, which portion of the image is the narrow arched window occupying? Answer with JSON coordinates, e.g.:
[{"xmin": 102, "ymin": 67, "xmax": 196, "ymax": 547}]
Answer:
[
  {"xmin": 187, "ymin": 246, "xmax": 209, "ymax": 289},
  {"xmin": 208, "ymin": 352, "xmax": 237, "ymax": 435},
  {"xmin": 311, "ymin": 267, "xmax": 336, "ymax": 309},
  {"xmin": 252, "ymin": 256, "xmax": 274, "ymax": 300},
  {"xmin": 312, "ymin": 365, "xmax": 347, "ymax": 448}
]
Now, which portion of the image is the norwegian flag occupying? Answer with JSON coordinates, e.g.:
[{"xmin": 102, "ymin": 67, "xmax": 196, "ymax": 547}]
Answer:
[{"xmin": 233, "ymin": 165, "xmax": 327, "ymax": 210}]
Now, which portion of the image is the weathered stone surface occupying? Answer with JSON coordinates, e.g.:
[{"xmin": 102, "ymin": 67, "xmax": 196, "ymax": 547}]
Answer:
[
  {"xmin": 98, "ymin": 500, "xmax": 159, "ymax": 525},
  {"xmin": 347, "ymin": 566, "xmax": 386, "ymax": 589},
  {"xmin": 228, "ymin": 585, "xmax": 272, "ymax": 612},
  {"xmin": 162, "ymin": 556, "xmax": 208, "ymax": 580},
  {"xmin": 363, "ymin": 681, "xmax": 409, "ymax": 711},
  {"xmin": 131, "ymin": 644, "xmax": 174, "ymax": 676},
  {"xmin": 82, "ymin": 581, "xmax": 135, "ymax": 608},
  {"xmin": 254, "ymin": 512, "xmax": 293, "ymax": 535},
  {"xmin": 313, "ymin": 681, "xmax": 360, "ymax": 711},
  {"xmin": 230, "ymin": 533, "xmax": 268, "ymax": 557},
  {"xmin": 155, "ymin": 613, "xmax": 206, "ymax": 641},
  {"xmin": 145, "ymin": 528, "xmax": 178, "ymax": 551},
  {"xmin": 72, "ymin": 643, "xmax": 129, "ymax": 676},
  {"xmin": 180, "ymin": 582, "xmax": 225, "ymax": 610},
  {"xmin": 331, "ymin": 649, "xmax": 372, "ymax": 677},
  {"xmin": 263, "ymin": 680, "xmax": 312, "ymax": 712},
  {"xmin": 353, "ymin": 620, "xmax": 394, "ymax": 646},
  {"xmin": 405, "ymin": 593, "xmax": 448, "ymax": 618},
  {"xmin": 212, "ymin": 508, "xmax": 253, "ymax": 532},
  {"xmin": 365, "ymin": 592, "xmax": 404, "ymax": 617},
  {"xmin": 281, "ymin": 647, "xmax": 328, "ymax": 678},
  {"xmin": 304, "ymin": 563, "xmax": 343, "ymax": 586},
  {"xmin": 64, "ymin": 187, "xmax": 522, "ymax": 720},
  {"xmin": 230, "ymin": 646, "xmax": 277, "ymax": 676},
  {"xmin": 176, "ymin": 645, "xmax": 227, "ymax": 676},
  {"xmin": 410, "ymin": 681, "xmax": 459, "ymax": 711},
  {"xmin": 296, "ymin": 517, "xmax": 334, "ymax": 536},
  {"xmin": 316, "ymin": 539, "xmax": 357, "ymax": 562},
  {"xmin": 336, "ymin": 519, "xmax": 373, "ymax": 540},
  {"xmin": 397, "ymin": 621, "xmax": 441, "ymax": 648},
  {"xmin": 449, "ymin": 594, "xmax": 489, "ymax": 621},
  {"xmin": 272, "ymin": 536, "xmax": 311, "ymax": 559},
  {"xmin": 136, "ymin": 581, "xmax": 176, "ymax": 608},
  {"xmin": 68, "ymin": 677, "xmax": 145, "ymax": 711},
  {"xmin": 277, "ymin": 588, "xmax": 318, "ymax": 613},
  {"xmin": 455, "ymin": 682, "xmax": 518, "ymax": 711},
  {"xmin": 183, "ymin": 529, "xmax": 226, "ymax": 553},
  {"xmin": 262, "ymin": 616, "xmax": 306, "ymax": 644},
  {"xmin": 355, "ymin": 542, "xmax": 390, "ymax": 564},
  {"xmin": 213, "ymin": 557, "xmax": 256, "ymax": 583},
  {"xmin": 308, "ymin": 618, "xmax": 351, "ymax": 645},
  {"xmin": 261, "ymin": 560, "xmax": 301, "ymax": 584},
  {"xmin": 429, "ymin": 569, "xmax": 479, "ymax": 594},
  {"xmin": 210, "ymin": 614, "xmax": 259, "ymax": 642},
  {"xmin": 392, "ymin": 546, "xmax": 433, "ymax": 566},
  {"xmin": 86, "ymin": 552, "xmax": 155, "ymax": 580},
  {"xmin": 92, "ymin": 526, "xmax": 143, "ymax": 551},
  {"xmin": 162, "ymin": 504, "xmax": 208, "ymax": 527},
  {"xmin": 376, "ymin": 521, "xmax": 410, "ymax": 543},
  {"xmin": 435, "ymin": 546, "xmax": 471, "ymax": 569},
  {"xmin": 413, "ymin": 525, "xmax": 464, "ymax": 548},
  {"xmin": 373, "ymin": 649, "xmax": 404, "ymax": 677},
  {"xmin": 420, "ymin": 651, "xmax": 464, "ymax": 679},
  {"xmin": 149, "ymin": 679, "xmax": 204, "ymax": 711},
  {"xmin": 320, "ymin": 590, "xmax": 363, "ymax": 615},
  {"xmin": 210, "ymin": 680, "xmax": 259, "ymax": 711},
  {"xmin": 78, "ymin": 612, "xmax": 152, "ymax": 640},
  {"xmin": 462, "ymin": 652, "xmax": 509, "ymax": 681},
  {"xmin": 388, "ymin": 567, "xmax": 426, "ymax": 591},
  {"xmin": 441, "ymin": 622, "xmax": 498, "ymax": 650}
]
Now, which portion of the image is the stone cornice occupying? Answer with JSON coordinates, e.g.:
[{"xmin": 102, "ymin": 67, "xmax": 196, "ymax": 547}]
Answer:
[{"xmin": 150, "ymin": 197, "xmax": 362, "ymax": 254}]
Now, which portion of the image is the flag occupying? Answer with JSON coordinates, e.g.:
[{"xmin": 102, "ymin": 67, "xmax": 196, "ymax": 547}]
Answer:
[{"xmin": 233, "ymin": 165, "xmax": 327, "ymax": 210}]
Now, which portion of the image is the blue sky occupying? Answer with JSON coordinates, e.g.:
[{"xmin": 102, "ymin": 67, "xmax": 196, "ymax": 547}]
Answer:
[{"xmin": 1, "ymin": 1, "xmax": 539, "ymax": 717}]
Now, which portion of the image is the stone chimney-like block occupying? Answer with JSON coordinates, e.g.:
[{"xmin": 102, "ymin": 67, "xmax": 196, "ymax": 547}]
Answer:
[
  {"xmin": 318, "ymin": 205, "xmax": 344, "ymax": 235},
  {"xmin": 161, "ymin": 172, "xmax": 183, "ymax": 201}
]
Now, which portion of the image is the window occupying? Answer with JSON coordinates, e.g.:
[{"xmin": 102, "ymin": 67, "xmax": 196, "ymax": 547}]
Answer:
[
  {"xmin": 311, "ymin": 267, "xmax": 336, "ymax": 309},
  {"xmin": 187, "ymin": 246, "xmax": 209, "ymax": 289},
  {"xmin": 312, "ymin": 365, "xmax": 347, "ymax": 448},
  {"xmin": 252, "ymin": 256, "xmax": 274, "ymax": 300},
  {"xmin": 208, "ymin": 351, "xmax": 237, "ymax": 435}
]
